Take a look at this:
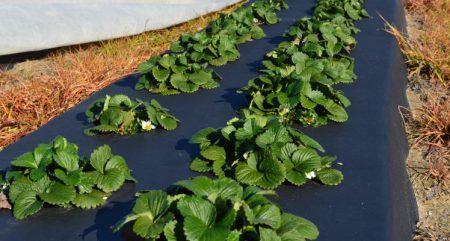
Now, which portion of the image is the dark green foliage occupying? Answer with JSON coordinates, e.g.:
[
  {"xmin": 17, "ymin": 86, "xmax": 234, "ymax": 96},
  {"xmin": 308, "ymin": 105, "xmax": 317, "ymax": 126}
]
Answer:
[
  {"xmin": 85, "ymin": 94, "xmax": 179, "ymax": 135},
  {"xmin": 3, "ymin": 136, "xmax": 135, "ymax": 220},
  {"xmin": 135, "ymin": 54, "xmax": 222, "ymax": 95},
  {"xmin": 135, "ymin": 0, "xmax": 288, "ymax": 95},
  {"xmin": 189, "ymin": 111, "xmax": 343, "ymax": 189},
  {"xmin": 114, "ymin": 176, "xmax": 319, "ymax": 241},
  {"xmin": 242, "ymin": 0, "xmax": 368, "ymax": 127}
]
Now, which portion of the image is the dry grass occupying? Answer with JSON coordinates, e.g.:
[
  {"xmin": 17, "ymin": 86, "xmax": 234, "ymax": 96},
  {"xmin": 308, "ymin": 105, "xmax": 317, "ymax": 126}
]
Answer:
[
  {"xmin": 384, "ymin": 0, "xmax": 450, "ymax": 240},
  {"xmin": 0, "ymin": 2, "xmax": 243, "ymax": 150},
  {"xmin": 388, "ymin": 0, "xmax": 450, "ymax": 183},
  {"xmin": 385, "ymin": 0, "xmax": 449, "ymax": 86}
]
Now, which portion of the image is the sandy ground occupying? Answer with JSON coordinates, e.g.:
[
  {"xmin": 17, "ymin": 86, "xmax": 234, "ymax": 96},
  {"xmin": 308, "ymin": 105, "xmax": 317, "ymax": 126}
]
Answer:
[{"xmin": 404, "ymin": 12, "xmax": 450, "ymax": 241}]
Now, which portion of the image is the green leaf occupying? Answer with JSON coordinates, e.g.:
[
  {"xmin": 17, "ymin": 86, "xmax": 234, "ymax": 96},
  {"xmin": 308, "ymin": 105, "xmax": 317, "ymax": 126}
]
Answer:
[
  {"xmin": 164, "ymin": 220, "xmax": 178, "ymax": 241},
  {"xmin": 173, "ymin": 79, "xmax": 199, "ymax": 93},
  {"xmin": 170, "ymin": 41, "xmax": 185, "ymax": 52},
  {"xmin": 33, "ymin": 144, "xmax": 53, "ymax": 164},
  {"xmin": 105, "ymin": 155, "xmax": 135, "ymax": 182},
  {"xmin": 200, "ymin": 146, "xmax": 226, "ymax": 162},
  {"xmin": 227, "ymin": 230, "xmax": 241, "ymax": 241},
  {"xmin": 13, "ymin": 191, "xmax": 44, "ymax": 220},
  {"xmin": 134, "ymin": 213, "xmax": 173, "ymax": 239},
  {"xmin": 260, "ymin": 227, "xmax": 282, "ymax": 241},
  {"xmin": 109, "ymin": 94, "xmax": 133, "ymax": 107},
  {"xmin": 190, "ymin": 158, "xmax": 212, "ymax": 172},
  {"xmin": 90, "ymin": 145, "xmax": 112, "ymax": 174},
  {"xmin": 265, "ymin": 12, "xmax": 279, "ymax": 24},
  {"xmin": 53, "ymin": 150, "xmax": 79, "ymax": 172},
  {"xmin": 115, "ymin": 190, "xmax": 172, "ymax": 239},
  {"xmin": 298, "ymin": 133, "xmax": 325, "ymax": 153},
  {"xmin": 189, "ymin": 71, "xmax": 212, "ymax": 85},
  {"xmin": 77, "ymin": 172, "xmax": 97, "ymax": 194},
  {"xmin": 8, "ymin": 177, "xmax": 34, "ymax": 203},
  {"xmin": 235, "ymin": 162, "xmax": 264, "ymax": 186},
  {"xmin": 190, "ymin": 128, "xmax": 217, "ymax": 144},
  {"xmin": 176, "ymin": 176, "xmax": 243, "ymax": 203},
  {"xmin": 137, "ymin": 61, "xmax": 155, "ymax": 74},
  {"xmin": 285, "ymin": 169, "xmax": 307, "ymax": 186},
  {"xmin": 236, "ymin": 152, "xmax": 285, "ymax": 189},
  {"xmin": 325, "ymin": 102, "xmax": 348, "ymax": 122},
  {"xmin": 291, "ymin": 148, "xmax": 322, "ymax": 172},
  {"xmin": 133, "ymin": 190, "xmax": 169, "ymax": 219},
  {"xmin": 30, "ymin": 175, "xmax": 52, "ymax": 194},
  {"xmin": 291, "ymin": 52, "xmax": 308, "ymax": 65},
  {"xmin": 256, "ymin": 158, "xmax": 286, "ymax": 189},
  {"xmin": 29, "ymin": 169, "xmax": 46, "ymax": 181},
  {"xmin": 157, "ymin": 114, "xmax": 178, "ymax": 130},
  {"xmin": 317, "ymin": 169, "xmax": 343, "ymax": 186},
  {"xmin": 178, "ymin": 196, "xmax": 233, "ymax": 241},
  {"xmin": 170, "ymin": 72, "xmax": 188, "ymax": 88},
  {"xmin": 253, "ymin": 204, "xmax": 282, "ymax": 229},
  {"xmin": 72, "ymin": 189, "xmax": 110, "ymax": 209},
  {"xmin": 95, "ymin": 168, "xmax": 126, "ymax": 193},
  {"xmin": 256, "ymin": 124, "xmax": 290, "ymax": 148},
  {"xmin": 39, "ymin": 182, "xmax": 76, "ymax": 205},
  {"xmin": 11, "ymin": 152, "xmax": 39, "ymax": 169},
  {"xmin": 277, "ymin": 213, "xmax": 319, "ymax": 240},
  {"xmin": 152, "ymin": 66, "xmax": 171, "ymax": 82}
]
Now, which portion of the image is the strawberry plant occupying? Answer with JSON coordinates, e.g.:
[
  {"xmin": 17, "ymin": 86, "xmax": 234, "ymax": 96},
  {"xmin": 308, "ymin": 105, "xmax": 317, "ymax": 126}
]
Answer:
[
  {"xmin": 85, "ymin": 94, "xmax": 179, "ymax": 135},
  {"xmin": 135, "ymin": 0, "xmax": 288, "ymax": 95},
  {"xmin": 1, "ymin": 136, "xmax": 135, "ymax": 220},
  {"xmin": 189, "ymin": 111, "xmax": 343, "ymax": 189},
  {"xmin": 135, "ymin": 53, "xmax": 222, "ymax": 95},
  {"xmin": 242, "ymin": 0, "xmax": 368, "ymax": 127},
  {"xmin": 114, "ymin": 176, "xmax": 319, "ymax": 241}
]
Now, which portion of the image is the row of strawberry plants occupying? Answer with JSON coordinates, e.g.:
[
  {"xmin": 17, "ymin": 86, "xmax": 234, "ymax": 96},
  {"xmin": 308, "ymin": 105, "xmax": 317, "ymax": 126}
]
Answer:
[
  {"xmin": 0, "ymin": 0, "xmax": 293, "ymax": 222},
  {"xmin": 0, "ymin": 1, "xmax": 369, "ymax": 240},
  {"xmin": 242, "ymin": 0, "xmax": 368, "ymax": 126},
  {"xmin": 0, "ymin": 136, "xmax": 135, "ymax": 219},
  {"xmin": 135, "ymin": 0, "xmax": 288, "ymax": 95},
  {"xmin": 189, "ymin": 110, "xmax": 343, "ymax": 189},
  {"xmin": 184, "ymin": 0, "xmax": 368, "ymax": 190},
  {"xmin": 112, "ymin": 0, "xmax": 368, "ymax": 240}
]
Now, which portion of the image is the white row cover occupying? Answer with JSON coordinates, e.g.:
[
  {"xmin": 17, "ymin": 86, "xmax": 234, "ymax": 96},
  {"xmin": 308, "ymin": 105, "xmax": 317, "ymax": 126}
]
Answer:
[{"xmin": 0, "ymin": 0, "xmax": 241, "ymax": 56}]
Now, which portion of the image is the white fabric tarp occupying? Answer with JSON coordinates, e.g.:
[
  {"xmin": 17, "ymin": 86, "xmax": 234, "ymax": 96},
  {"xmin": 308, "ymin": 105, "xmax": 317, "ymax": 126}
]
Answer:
[{"xmin": 0, "ymin": 0, "xmax": 241, "ymax": 56}]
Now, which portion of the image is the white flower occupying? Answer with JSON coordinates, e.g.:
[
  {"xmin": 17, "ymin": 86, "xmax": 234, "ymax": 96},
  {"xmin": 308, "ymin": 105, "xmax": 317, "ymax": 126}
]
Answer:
[
  {"xmin": 253, "ymin": 18, "xmax": 259, "ymax": 23},
  {"xmin": 243, "ymin": 152, "xmax": 249, "ymax": 160},
  {"xmin": 141, "ymin": 120, "xmax": 156, "ymax": 131},
  {"xmin": 305, "ymin": 171, "xmax": 316, "ymax": 179},
  {"xmin": 102, "ymin": 196, "xmax": 108, "ymax": 200}
]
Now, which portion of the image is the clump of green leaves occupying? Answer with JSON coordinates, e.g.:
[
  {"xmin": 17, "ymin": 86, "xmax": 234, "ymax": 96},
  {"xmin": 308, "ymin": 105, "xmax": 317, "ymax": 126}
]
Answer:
[
  {"xmin": 85, "ymin": 94, "xmax": 179, "ymax": 135},
  {"xmin": 135, "ymin": 0, "xmax": 288, "ymax": 95},
  {"xmin": 189, "ymin": 112, "xmax": 343, "ymax": 189},
  {"xmin": 114, "ymin": 176, "xmax": 319, "ymax": 241},
  {"xmin": 242, "ymin": 0, "xmax": 368, "ymax": 127},
  {"xmin": 169, "ymin": 31, "xmax": 241, "ymax": 67},
  {"xmin": 242, "ymin": 46, "xmax": 352, "ymax": 126},
  {"xmin": 135, "ymin": 54, "xmax": 222, "ymax": 95},
  {"xmin": 2, "ymin": 136, "xmax": 135, "ymax": 220}
]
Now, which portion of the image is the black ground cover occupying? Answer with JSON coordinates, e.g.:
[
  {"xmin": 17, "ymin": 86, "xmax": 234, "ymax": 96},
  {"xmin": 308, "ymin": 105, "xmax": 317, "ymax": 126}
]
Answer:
[{"xmin": 0, "ymin": 0, "xmax": 418, "ymax": 240}]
